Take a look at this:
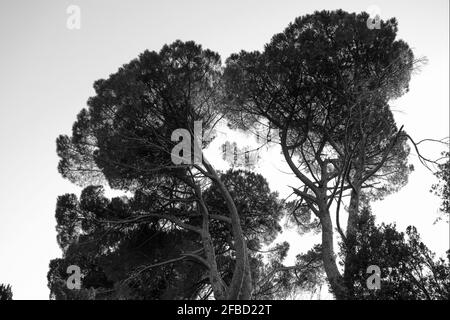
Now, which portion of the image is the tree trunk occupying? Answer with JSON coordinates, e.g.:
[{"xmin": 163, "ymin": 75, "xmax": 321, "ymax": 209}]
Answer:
[
  {"xmin": 238, "ymin": 257, "xmax": 253, "ymax": 300},
  {"xmin": 193, "ymin": 180, "xmax": 228, "ymax": 300},
  {"xmin": 342, "ymin": 184, "xmax": 361, "ymax": 299},
  {"xmin": 201, "ymin": 231, "xmax": 227, "ymax": 300},
  {"xmin": 319, "ymin": 204, "xmax": 347, "ymax": 300},
  {"xmin": 202, "ymin": 157, "xmax": 251, "ymax": 300}
]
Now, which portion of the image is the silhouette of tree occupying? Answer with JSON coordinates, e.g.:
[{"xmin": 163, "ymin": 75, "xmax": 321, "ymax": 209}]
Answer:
[
  {"xmin": 223, "ymin": 10, "xmax": 421, "ymax": 298},
  {"xmin": 431, "ymin": 151, "xmax": 450, "ymax": 222},
  {"xmin": 53, "ymin": 40, "xmax": 262, "ymax": 299},
  {"xmin": 48, "ymin": 15, "xmax": 444, "ymax": 301},
  {"xmin": 48, "ymin": 170, "xmax": 286, "ymax": 300},
  {"xmin": 0, "ymin": 284, "xmax": 13, "ymax": 300},
  {"xmin": 341, "ymin": 206, "xmax": 450, "ymax": 300}
]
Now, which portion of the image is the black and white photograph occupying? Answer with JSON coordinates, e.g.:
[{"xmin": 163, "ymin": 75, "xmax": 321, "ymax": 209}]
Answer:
[{"xmin": 0, "ymin": 0, "xmax": 448, "ymax": 309}]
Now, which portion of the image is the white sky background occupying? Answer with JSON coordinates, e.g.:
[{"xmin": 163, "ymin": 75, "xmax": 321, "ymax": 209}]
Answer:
[{"xmin": 0, "ymin": 0, "xmax": 448, "ymax": 300}]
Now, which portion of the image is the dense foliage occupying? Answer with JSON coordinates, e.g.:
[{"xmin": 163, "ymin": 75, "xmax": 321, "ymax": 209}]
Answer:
[{"xmin": 49, "ymin": 10, "xmax": 448, "ymax": 300}]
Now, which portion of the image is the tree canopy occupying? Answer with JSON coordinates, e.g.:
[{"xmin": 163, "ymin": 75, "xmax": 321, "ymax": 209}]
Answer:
[
  {"xmin": 223, "ymin": 10, "xmax": 420, "ymax": 299},
  {"xmin": 50, "ymin": 40, "xmax": 301, "ymax": 299},
  {"xmin": 0, "ymin": 284, "xmax": 13, "ymax": 300},
  {"xmin": 341, "ymin": 206, "xmax": 449, "ymax": 300},
  {"xmin": 432, "ymin": 151, "xmax": 450, "ymax": 222},
  {"xmin": 50, "ymin": 10, "xmax": 447, "ymax": 301},
  {"xmin": 48, "ymin": 169, "xmax": 293, "ymax": 299}
]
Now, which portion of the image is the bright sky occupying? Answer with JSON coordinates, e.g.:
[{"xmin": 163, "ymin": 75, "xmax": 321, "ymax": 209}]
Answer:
[{"xmin": 0, "ymin": 0, "xmax": 448, "ymax": 300}]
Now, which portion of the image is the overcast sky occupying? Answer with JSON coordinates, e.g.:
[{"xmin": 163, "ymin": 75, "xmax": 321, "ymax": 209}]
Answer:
[{"xmin": 0, "ymin": 0, "xmax": 448, "ymax": 300}]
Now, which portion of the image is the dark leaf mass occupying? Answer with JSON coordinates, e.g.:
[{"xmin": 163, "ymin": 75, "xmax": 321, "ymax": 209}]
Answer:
[{"xmin": 48, "ymin": 10, "xmax": 449, "ymax": 300}]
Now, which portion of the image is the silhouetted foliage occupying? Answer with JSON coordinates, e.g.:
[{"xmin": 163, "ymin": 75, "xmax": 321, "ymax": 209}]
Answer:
[
  {"xmin": 0, "ymin": 284, "xmax": 13, "ymax": 300},
  {"xmin": 252, "ymin": 243, "xmax": 325, "ymax": 299},
  {"xmin": 48, "ymin": 170, "xmax": 287, "ymax": 299},
  {"xmin": 56, "ymin": 40, "xmax": 224, "ymax": 189},
  {"xmin": 341, "ymin": 206, "xmax": 450, "ymax": 300},
  {"xmin": 49, "ymin": 13, "xmax": 443, "ymax": 301},
  {"xmin": 431, "ymin": 151, "xmax": 450, "ymax": 221},
  {"xmin": 223, "ymin": 9, "xmax": 418, "ymax": 299},
  {"xmin": 52, "ymin": 40, "xmax": 271, "ymax": 299}
]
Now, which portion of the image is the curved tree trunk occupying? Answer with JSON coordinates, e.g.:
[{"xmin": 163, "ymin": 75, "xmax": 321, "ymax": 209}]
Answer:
[
  {"xmin": 192, "ymin": 179, "xmax": 228, "ymax": 300},
  {"xmin": 201, "ymin": 231, "xmax": 228, "ymax": 300},
  {"xmin": 202, "ymin": 157, "xmax": 252, "ymax": 300},
  {"xmin": 319, "ymin": 203, "xmax": 347, "ymax": 300},
  {"xmin": 280, "ymin": 132, "xmax": 346, "ymax": 300}
]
